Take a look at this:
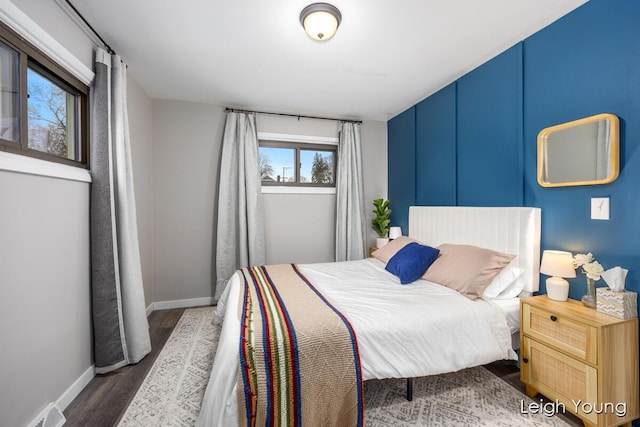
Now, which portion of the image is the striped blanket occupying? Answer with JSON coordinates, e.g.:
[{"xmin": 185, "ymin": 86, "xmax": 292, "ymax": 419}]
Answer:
[{"xmin": 237, "ymin": 264, "xmax": 363, "ymax": 427}]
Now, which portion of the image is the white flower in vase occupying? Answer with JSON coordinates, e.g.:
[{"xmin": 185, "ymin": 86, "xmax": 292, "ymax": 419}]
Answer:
[
  {"xmin": 573, "ymin": 252, "xmax": 604, "ymax": 308},
  {"xmin": 573, "ymin": 252, "xmax": 593, "ymax": 269},
  {"xmin": 582, "ymin": 261, "xmax": 604, "ymax": 281},
  {"xmin": 573, "ymin": 252, "xmax": 603, "ymax": 280}
]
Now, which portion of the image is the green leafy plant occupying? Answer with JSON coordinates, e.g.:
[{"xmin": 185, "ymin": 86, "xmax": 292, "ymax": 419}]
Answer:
[{"xmin": 371, "ymin": 198, "xmax": 391, "ymax": 238}]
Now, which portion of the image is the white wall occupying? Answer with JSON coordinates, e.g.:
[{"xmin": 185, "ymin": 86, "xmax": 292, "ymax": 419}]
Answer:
[
  {"xmin": 0, "ymin": 2, "xmax": 156, "ymax": 425},
  {"xmin": 0, "ymin": 172, "xmax": 91, "ymax": 427},
  {"xmin": 151, "ymin": 108, "xmax": 388, "ymax": 298},
  {"xmin": 152, "ymin": 100, "xmax": 225, "ymax": 303},
  {"xmin": 1, "ymin": 3, "xmax": 388, "ymax": 425},
  {"xmin": 6, "ymin": 0, "xmax": 93, "ymax": 67},
  {"xmin": 361, "ymin": 120, "xmax": 388, "ymax": 246},
  {"xmin": 258, "ymin": 115, "xmax": 339, "ymax": 264},
  {"xmin": 258, "ymin": 115, "xmax": 388, "ymax": 263},
  {"xmin": 0, "ymin": 3, "xmax": 94, "ymax": 426}
]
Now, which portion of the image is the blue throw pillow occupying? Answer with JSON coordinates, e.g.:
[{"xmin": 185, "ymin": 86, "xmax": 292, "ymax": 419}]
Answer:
[{"xmin": 385, "ymin": 242, "xmax": 440, "ymax": 284}]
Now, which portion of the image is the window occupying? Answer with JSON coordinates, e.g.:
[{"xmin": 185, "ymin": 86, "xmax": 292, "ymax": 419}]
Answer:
[
  {"xmin": 0, "ymin": 21, "xmax": 88, "ymax": 168},
  {"xmin": 259, "ymin": 140, "xmax": 336, "ymax": 187}
]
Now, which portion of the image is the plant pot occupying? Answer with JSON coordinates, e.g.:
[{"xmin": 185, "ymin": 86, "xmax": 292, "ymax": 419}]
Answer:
[{"xmin": 376, "ymin": 237, "xmax": 390, "ymax": 248}]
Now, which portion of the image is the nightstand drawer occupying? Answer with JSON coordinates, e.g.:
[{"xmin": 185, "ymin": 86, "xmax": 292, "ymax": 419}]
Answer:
[
  {"xmin": 520, "ymin": 296, "xmax": 639, "ymax": 426},
  {"xmin": 522, "ymin": 303, "xmax": 597, "ymax": 364},
  {"xmin": 521, "ymin": 336, "xmax": 599, "ymax": 425}
]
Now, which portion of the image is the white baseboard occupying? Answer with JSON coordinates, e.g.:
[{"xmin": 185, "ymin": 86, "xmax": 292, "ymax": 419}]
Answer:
[
  {"xmin": 150, "ymin": 297, "xmax": 214, "ymax": 312},
  {"xmin": 56, "ymin": 365, "xmax": 95, "ymax": 411},
  {"xmin": 49, "ymin": 298, "xmax": 212, "ymax": 417}
]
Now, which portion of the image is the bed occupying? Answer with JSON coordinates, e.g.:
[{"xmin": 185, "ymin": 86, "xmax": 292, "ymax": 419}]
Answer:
[{"xmin": 196, "ymin": 206, "xmax": 541, "ymax": 426}]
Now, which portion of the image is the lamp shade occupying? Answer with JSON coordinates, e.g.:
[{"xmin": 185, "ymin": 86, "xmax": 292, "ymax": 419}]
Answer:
[
  {"xmin": 540, "ymin": 250, "xmax": 575, "ymax": 302},
  {"xmin": 389, "ymin": 227, "xmax": 402, "ymax": 240},
  {"xmin": 540, "ymin": 250, "xmax": 576, "ymax": 278},
  {"xmin": 300, "ymin": 3, "xmax": 342, "ymax": 41}
]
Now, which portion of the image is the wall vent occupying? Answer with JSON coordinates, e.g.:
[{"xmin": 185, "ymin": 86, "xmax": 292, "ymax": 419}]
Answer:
[{"xmin": 28, "ymin": 403, "xmax": 65, "ymax": 427}]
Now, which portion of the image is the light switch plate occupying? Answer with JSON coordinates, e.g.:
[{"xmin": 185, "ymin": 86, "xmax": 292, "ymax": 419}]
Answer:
[{"xmin": 591, "ymin": 197, "xmax": 610, "ymax": 220}]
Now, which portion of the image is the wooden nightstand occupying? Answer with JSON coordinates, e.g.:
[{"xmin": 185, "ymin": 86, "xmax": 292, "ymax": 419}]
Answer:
[
  {"xmin": 369, "ymin": 246, "xmax": 378, "ymax": 257},
  {"xmin": 520, "ymin": 296, "xmax": 639, "ymax": 427}
]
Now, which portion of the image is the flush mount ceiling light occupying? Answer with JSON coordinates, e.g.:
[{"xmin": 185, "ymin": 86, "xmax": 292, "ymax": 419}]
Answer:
[{"xmin": 300, "ymin": 3, "xmax": 342, "ymax": 42}]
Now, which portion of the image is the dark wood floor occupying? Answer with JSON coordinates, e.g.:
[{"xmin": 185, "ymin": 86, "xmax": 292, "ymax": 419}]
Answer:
[
  {"xmin": 64, "ymin": 308, "xmax": 583, "ymax": 426},
  {"xmin": 63, "ymin": 308, "xmax": 187, "ymax": 427}
]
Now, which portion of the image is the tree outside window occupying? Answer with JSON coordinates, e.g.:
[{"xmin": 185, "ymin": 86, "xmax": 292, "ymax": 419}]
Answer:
[
  {"xmin": 0, "ymin": 21, "xmax": 88, "ymax": 167},
  {"xmin": 27, "ymin": 68, "xmax": 78, "ymax": 160},
  {"xmin": 259, "ymin": 141, "xmax": 336, "ymax": 187}
]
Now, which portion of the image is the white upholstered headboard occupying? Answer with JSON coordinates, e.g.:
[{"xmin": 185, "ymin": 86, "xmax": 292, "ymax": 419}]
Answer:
[{"xmin": 408, "ymin": 206, "xmax": 541, "ymax": 293}]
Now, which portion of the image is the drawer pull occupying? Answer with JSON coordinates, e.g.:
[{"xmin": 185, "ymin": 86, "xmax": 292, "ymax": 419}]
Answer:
[
  {"xmin": 550, "ymin": 315, "xmax": 558, "ymax": 322},
  {"xmin": 522, "ymin": 357, "xmax": 529, "ymax": 363}
]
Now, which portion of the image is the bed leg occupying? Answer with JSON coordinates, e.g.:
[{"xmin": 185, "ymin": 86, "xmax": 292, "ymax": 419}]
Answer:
[{"xmin": 406, "ymin": 378, "xmax": 413, "ymax": 401}]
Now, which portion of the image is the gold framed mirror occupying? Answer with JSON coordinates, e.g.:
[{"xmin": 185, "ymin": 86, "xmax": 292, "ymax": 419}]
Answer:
[{"xmin": 537, "ymin": 113, "xmax": 620, "ymax": 187}]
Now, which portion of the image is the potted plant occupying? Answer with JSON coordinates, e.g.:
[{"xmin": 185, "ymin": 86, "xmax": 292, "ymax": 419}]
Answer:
[{"xmin": 371, "ymin": 198, "xmax": 391, "ymax": 248}]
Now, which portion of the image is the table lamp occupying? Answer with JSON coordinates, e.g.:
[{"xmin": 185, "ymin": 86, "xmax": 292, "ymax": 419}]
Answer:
[
  {"xmin": 389, "ymin": 226, "xmax": 402, "ymax": 240},
  {"xmin": 540, "ymin": 250, "xmax": 576, "ymax": 301}
]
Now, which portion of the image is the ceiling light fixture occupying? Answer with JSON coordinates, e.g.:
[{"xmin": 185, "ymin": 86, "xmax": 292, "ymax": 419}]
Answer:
[{"xmin": 300, "ymin": 3, "xmax": 342, "ymax": 42}]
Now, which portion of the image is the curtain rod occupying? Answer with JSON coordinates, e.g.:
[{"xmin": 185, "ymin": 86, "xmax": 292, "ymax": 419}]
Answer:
[
  {"xmin": 225, "ymin": 108, "xmax": 362, "ymax": 124},
  {"xmin": 64, "ymin": 0, "xmax": 116, "ymax": 55}
]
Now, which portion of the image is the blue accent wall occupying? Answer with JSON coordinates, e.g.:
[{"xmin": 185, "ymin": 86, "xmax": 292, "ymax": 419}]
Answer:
[
  {"xmin": 388, "ymin": 0, "xmax": 640, "ymax": 302},
  {"xmin": 415, "ymin": 83, "xmax": 457, "ymax": 206},
  {"xmin": 388, "ymin": 5, "xmax": 640, "ymax": 415},
  {"xmin": 523, "ymin": 0, "xmax": 640, "ymax": 304},
  {"xmin": 457, "ymin": 43, "xmax": 523, "ymax": 206},
  {"xmin": 387, "ymin": 106, "xmax": 415, "ymax": 234}
]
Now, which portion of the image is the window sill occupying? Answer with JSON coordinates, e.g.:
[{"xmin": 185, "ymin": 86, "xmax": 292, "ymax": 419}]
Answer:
[
  {"xmin": 0, "ymin": 151, "xmax": 91, "ymax": 183},
  {"xmin": 262, "ymin": 186, "xmax": 336, "ymax": 195}
]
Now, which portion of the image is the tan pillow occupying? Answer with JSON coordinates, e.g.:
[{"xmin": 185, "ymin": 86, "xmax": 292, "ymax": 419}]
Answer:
[
  {"xmin": 422, "ymin": 244, "xmax": 515, "ymax": 300},
  {"xmin": 371, "ymin": 236, "xmax": 418, "ymax": 263}
]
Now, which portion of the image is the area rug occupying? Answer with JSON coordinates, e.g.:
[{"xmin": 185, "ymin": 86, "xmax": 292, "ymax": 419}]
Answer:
[
  {"xmin": 365, "ymin": 368, "xmax": 570, "ymax": 426},
  {"xmin": 118, "ymin": 306, "xmax": 570, "ymax": 426},
  {"xmin": 117, "ymin": 306, "xmax": 221, "ymax": 427}
]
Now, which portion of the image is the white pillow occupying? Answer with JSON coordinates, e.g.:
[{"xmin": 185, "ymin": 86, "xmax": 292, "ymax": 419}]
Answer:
[
  {"xmin": 483, "ymin": 264, "xmax": 524, "ymax": 299},
  {"xmin": 494, "ymin": 277, "xmax": 526, "ymax": 299}
]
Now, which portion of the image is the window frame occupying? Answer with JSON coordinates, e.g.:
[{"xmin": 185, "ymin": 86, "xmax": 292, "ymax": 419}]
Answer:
[
  {"xmin": 0, "ymin": 20, "xmax": 89, "ymax": 169},
  {"xmin": 258, "ymin": 133, "xmax": 338, "ymax": 188}
]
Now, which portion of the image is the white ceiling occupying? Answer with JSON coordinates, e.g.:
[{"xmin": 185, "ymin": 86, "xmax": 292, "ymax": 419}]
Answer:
[{"xmin": 70, "ymin": 0, "xmax": 587, "ymax": 121}]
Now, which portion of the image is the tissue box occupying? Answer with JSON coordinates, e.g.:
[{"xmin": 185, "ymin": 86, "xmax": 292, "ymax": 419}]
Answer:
[{"xmin": 596, "ymin": 288, "xmax": 638, "ymax": 319}]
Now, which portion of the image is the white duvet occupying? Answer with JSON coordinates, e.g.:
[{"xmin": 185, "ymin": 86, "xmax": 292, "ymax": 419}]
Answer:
[{"xmin": 196, "ymin": 258, "xmax": 517, "ymax": 426}]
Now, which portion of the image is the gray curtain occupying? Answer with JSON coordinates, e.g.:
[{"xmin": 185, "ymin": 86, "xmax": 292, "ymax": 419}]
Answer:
[
  {"xmin": 215, "ymin": 112, "xmax": 266, "ymax": 301},
  {"xmin": 335, "ymin": 122, "xmax": 366, "ymax": 261},
  {"xmin": 90, "ymin": 48, "xmax": 151, "ymax": 374}
]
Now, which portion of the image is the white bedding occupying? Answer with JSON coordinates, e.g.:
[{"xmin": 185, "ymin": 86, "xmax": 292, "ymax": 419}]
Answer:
[
  {"xmin": 488, "ymin": 297, "xmax": 521, "ymax": 335},
  {"xmin": 196, "ymin": 258, "xmax": 517, "ymax": 426}
]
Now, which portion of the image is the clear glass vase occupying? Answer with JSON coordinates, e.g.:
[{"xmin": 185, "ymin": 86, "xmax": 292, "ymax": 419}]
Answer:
[{"xmin": 581, "ymin": 277, "xmax": 597, "ymax": 308}]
